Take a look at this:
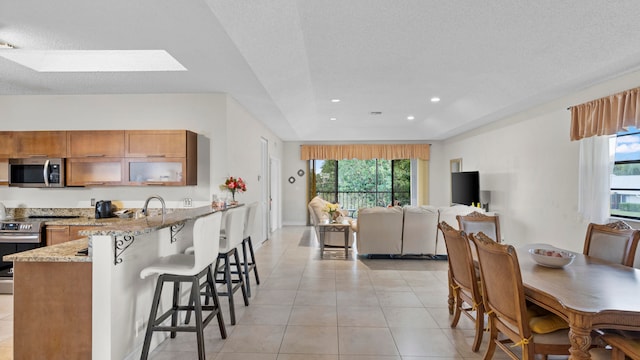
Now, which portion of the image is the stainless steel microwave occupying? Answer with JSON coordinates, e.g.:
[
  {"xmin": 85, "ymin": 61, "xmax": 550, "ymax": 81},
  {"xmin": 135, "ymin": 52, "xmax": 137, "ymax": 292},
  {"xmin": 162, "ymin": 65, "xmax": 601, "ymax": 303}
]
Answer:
[{"xmin": 8, "ymin": 158, "xmax": 65, "ymax": 188}]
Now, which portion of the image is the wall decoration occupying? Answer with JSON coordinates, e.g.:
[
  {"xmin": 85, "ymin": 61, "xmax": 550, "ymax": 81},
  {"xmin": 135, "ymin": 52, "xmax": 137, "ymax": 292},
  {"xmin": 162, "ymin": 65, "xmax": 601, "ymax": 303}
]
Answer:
[
  {"xmin": 288, "ymin": 176, "xmax": 296, "ymax": 184},
  {"xmin": 297, "ymin": 169, "xmax": 305, "ymax": 177},
  {"xmin": 450, "ymin": 158, "xmax": 462, "ymax": 173}
]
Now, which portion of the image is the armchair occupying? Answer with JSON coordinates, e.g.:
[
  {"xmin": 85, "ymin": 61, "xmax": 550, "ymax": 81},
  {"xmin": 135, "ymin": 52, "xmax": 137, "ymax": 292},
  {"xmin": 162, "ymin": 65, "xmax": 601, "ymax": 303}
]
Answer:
[{"xmin": 354, "ymin": 206, "xmax": 403, "ymax": 255}]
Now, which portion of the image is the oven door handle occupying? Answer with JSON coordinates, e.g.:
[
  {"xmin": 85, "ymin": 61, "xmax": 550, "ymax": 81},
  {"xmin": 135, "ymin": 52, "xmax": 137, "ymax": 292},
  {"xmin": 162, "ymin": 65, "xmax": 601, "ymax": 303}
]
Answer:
[{"xmin": 0, "ymin": 234, "xmax": 41, "ymax": 243}]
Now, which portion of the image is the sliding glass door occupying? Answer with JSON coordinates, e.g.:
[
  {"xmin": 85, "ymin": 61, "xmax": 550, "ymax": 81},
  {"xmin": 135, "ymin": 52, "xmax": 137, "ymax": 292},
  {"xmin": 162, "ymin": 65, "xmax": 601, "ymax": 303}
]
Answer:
[{"xmin": 311, "ymin": 159, "xmax": 411, "ymax": 217}]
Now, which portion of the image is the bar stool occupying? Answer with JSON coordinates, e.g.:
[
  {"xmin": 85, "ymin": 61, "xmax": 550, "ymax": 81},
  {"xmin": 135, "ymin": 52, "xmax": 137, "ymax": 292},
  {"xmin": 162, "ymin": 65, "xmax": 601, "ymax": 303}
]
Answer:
[
  {"xmin": 215, "ymin": 206, "xmax": 249, "ymax": 325},
  {"xmin": 241, "ymin": 202, "xmax": 260, "ymax": 297},
  {"xmin": 139, "ymin": 212, "xmax": 226, "ymax": 360}
]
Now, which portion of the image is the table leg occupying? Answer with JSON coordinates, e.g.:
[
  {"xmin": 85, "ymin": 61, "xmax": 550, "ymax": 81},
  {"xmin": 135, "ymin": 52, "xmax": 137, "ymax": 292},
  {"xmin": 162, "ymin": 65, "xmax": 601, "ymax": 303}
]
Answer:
[
  {"xmin": 320, "ymin": 228, "xmax": 325, "ymax": 259},
  {"xmin": 568, "ymin": 321, "xmax": 593, "ymax": 360},
  {"xmin": 344, "ymin": 228, "xmax": 349, "ymax": 258}
]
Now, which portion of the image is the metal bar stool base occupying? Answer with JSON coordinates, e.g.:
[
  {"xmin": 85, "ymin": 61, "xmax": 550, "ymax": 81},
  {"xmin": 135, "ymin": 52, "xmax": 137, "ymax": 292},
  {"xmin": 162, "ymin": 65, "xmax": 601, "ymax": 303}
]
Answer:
[{"xmin": 140, "ymin": 267, "xmax": 226, "ymax": 360}]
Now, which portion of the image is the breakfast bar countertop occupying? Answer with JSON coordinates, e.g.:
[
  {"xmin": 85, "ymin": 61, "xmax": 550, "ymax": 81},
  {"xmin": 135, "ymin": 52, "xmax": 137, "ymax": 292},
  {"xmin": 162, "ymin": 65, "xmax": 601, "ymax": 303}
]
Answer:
[
  {"xmin": 2, "ymin": 204, "xmax": 240, "ymax": 264},
  {"xmin": 51, "ymin": 204, "xmax": 239, "ymax": 236},
  {"xmin": 4, "ymin": 238, "xmax": 90, "ymax": 263}
]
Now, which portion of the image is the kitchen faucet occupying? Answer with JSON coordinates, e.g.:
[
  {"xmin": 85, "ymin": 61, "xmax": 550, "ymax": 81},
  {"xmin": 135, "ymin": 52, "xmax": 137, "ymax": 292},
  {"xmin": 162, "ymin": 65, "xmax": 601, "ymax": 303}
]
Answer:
[{"xmin": 142, "ymin": 195, "xmax": 166, "ymax": 223}]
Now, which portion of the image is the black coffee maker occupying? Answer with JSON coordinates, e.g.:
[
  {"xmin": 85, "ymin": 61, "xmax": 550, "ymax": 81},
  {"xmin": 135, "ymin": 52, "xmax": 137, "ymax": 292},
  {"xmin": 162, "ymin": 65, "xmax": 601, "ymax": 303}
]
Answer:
[{"xmin": 95, "ymin": 200, "xmax": 114, "ymax": 219}]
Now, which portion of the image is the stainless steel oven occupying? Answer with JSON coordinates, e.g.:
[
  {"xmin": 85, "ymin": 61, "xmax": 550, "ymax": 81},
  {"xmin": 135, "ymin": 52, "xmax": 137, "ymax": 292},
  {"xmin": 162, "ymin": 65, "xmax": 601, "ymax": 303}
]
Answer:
[
  {"xmin": 8, "ymin": 158, "xmax": 65, "ymax": 188},
  {"xmin": 0, "ymin": 219, "xmax": 46, "ymax": 293}
]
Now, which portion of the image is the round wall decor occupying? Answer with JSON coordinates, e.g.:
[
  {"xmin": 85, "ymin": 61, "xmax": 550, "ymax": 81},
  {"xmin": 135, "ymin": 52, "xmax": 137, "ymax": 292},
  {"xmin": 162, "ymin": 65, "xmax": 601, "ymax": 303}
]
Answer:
[
  {"xmin": 288, "ymin": 176, "xmax": 296, "ymax": 184},
  {"xmin": 297, "ymin": 169, "xmax": 305, "ymax": 177}
]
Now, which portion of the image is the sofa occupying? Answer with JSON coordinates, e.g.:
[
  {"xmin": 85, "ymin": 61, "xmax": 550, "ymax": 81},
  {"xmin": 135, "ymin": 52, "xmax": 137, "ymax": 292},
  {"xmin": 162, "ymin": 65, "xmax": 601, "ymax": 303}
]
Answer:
[
  {"xmin": 354, "ymin": 204, "xmax": 483, "ymax": 256},
  {"xmin": 308, "ymin": 196, "xmax": 355, "ymax": 247}
]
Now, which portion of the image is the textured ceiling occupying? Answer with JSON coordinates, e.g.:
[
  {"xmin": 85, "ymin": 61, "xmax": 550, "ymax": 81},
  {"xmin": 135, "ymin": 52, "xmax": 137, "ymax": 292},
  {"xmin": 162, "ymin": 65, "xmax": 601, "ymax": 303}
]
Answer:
[{"xmin": 2, "ymin": 0, "xmax": 640, "ymax": 141}]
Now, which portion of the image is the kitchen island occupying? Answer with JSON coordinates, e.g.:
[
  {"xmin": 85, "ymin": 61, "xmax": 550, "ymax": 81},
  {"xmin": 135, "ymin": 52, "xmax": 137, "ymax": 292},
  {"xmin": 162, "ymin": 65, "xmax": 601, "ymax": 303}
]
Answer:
[{"xmin": 4, "ymin": 205, "xmax": 232, "ymax": 360}]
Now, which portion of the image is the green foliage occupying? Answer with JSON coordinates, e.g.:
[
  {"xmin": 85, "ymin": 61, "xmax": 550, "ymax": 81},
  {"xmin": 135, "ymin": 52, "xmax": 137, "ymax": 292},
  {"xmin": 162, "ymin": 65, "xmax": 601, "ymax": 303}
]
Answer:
[
  {"xmin": 313, "ymin": 159, "xmax": 411, "ymax": 208},
  {"xmin": 316, "ymin": 160, "xmax": 337, "ymax": 192},
  {"xmin": 618, "ymin": 202, "xmax": 640, "ymax": 212},
  {"xmin": 613, "ymin": 163, "xmax": 640, "ymax": 175},
  {"xmin": 393, "ymin": 159, "xmax": 411, "ymax": 205}
]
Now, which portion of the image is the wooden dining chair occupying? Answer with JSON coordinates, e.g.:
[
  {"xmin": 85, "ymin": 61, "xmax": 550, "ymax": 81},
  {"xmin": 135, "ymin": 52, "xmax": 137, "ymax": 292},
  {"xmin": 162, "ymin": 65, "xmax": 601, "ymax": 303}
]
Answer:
[
  {"xmin": 438, "ymin": 221, "xmax": 484, "ymax": 352},
  {"xmin": 583, "ymin": 221, "xmax": 640, "ymax": 267},
  {"xmin": 470, "ymin": 232, "xmax": 571, "ymax": 360},
  {"xmin": 457, "ymin": 211, "xmax": 502, "ymax": 242},
  {"xmin": 590, "ymin": 333, "xmax": 640, "ymax": 360}
]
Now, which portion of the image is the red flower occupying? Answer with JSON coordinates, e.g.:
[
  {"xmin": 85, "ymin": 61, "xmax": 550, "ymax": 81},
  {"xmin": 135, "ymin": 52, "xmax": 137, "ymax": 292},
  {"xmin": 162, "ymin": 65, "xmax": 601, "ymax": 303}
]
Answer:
[{"xmin": 221, "ymin": 176, "xmax": 247, "ymax": 194}]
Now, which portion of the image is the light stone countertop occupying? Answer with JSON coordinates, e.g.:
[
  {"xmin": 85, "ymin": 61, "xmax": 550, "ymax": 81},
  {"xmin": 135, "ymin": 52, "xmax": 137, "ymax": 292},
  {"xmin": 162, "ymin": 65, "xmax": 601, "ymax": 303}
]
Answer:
[
  {"xmin": 76, "ymin": 205, "xmax": 221, "ymax": 236},
  {"xmin": 3, "ymin": 238, "xmax": 90, "ymax": 263}
]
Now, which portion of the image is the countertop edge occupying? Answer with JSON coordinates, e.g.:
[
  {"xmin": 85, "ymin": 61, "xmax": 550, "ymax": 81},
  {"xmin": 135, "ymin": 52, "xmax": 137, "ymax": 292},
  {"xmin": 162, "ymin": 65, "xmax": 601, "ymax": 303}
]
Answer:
[
  {"xmin": 3, "ymin": 238, "xmax": 90, "ymax": 263},
  {"xmin": 79, "ymin": 204, "xmax": 239, "ymax": 236}
]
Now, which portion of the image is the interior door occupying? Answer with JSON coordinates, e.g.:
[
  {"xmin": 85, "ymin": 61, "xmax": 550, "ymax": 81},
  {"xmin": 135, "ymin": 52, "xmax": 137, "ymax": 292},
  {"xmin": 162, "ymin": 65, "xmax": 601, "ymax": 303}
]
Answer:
[
  {"xmin": 270, "ymin": 157, "xmax": 281, "ymax": 232},
  {"xmin": 260, "ymin": 138, "xmax": 269, "ymax": 242}
]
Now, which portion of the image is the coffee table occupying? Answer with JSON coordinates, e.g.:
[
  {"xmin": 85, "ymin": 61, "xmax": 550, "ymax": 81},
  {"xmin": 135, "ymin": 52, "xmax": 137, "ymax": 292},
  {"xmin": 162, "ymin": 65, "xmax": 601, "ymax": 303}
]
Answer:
[{"xmin": 318, "ymin": 222, "xmax": 350, "ymax": 259}]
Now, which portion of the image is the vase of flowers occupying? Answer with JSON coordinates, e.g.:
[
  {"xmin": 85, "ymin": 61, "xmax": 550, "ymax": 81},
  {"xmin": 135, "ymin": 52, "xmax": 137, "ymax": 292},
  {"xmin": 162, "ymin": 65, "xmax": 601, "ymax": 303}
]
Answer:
[
  {"xmin": 324, "ymin": 202, "xmax": 340, "ymax": 223},
  {"xmin": 220, "ymin": 176, "xmax": 247, "ymax": 204}
]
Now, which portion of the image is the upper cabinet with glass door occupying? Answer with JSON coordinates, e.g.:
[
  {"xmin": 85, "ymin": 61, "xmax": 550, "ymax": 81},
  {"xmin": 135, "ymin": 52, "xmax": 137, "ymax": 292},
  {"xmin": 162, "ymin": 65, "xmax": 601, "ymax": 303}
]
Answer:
[
  {"xmin": 65, "ymin": 131, "xmax": 125, "ymax": 186},
  {"xmin": 124, "ymin": 130, "xmax": 197, "ymax": 186}
]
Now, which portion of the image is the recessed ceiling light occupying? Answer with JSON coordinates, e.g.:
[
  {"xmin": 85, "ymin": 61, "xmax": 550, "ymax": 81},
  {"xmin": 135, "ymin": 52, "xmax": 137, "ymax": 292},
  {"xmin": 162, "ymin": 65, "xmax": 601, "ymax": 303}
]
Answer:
[
  {"xmin": 407, "ymin": 115, "xmax": 415, "ymax": 121},
  {"xmin": 330, "ymin": 117, "xmax": 337, "ymax": 121},
  {"xmin": 331, "ymin": 99, "xmax": 341, "ymax": 103},
  {"xmin": 430, "ymin": 97, "xmax": 441, "ymax": 103},
  {"xmin": 0, "ymin": 50, "xmax": 187, "ymax": 72}
]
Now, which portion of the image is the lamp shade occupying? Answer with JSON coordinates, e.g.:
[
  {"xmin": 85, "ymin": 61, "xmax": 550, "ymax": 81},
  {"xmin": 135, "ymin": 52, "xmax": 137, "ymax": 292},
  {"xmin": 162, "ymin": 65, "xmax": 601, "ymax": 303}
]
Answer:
[{"xmin": 480, "ymin": 190, "xmax": 491, "ymax": 204}]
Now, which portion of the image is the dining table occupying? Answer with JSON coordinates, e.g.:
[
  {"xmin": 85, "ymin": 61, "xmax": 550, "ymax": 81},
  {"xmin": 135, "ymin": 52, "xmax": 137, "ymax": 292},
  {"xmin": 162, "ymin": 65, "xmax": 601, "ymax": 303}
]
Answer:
[{"xmin": 517, "ymin": 245, "xmax": 640, "ymax": 360}]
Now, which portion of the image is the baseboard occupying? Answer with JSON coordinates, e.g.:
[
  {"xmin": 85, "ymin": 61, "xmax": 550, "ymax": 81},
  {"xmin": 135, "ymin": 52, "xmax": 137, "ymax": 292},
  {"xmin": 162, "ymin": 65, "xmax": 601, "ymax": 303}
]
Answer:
[
  {"xmin": 359, "ymin": 254, "xmax": 448, "ymax": 260},
  {"xmin": 282, "ymin": 221, "xmax": 307, "ymax": 226}
]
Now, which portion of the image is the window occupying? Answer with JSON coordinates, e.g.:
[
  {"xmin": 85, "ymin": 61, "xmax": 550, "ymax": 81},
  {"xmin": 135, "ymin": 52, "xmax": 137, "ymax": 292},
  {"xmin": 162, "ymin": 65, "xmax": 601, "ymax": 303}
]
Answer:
[
  {"xmin": 311, "ymin": 159, "xmax": 411, "ymax": 217},
  {"xmin": 610, "ymin": 126, "xmax": 640, "ymax": 219}
]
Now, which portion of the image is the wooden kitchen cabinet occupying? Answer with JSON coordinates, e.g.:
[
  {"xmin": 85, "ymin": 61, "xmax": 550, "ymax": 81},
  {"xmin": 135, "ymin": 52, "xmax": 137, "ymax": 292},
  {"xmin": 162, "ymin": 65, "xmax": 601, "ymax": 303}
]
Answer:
[
  {"xmin": 125, "ymin": 130, "xmax": 197, "ymax": 185},
  {"xmin": 3, "ymin": 129, "xmax": 197, "ymax": 186},
  {"xmin": 67, "ymin": 130, "xmax": 125, "ymax": 157},
  {"xmin": 46, "ymin": 225, "xmax": 70, "ymax": 246},
  {"xmin": 0, "ymin": 160, "xmax": 7, "ymax": 186},
  {"xmin": 12, "ymin": 131, "xmax": 67, "ymax": 158},
  {"xmin": 0, "ymin": 132, "xmax": 13, "ymax": 158},
  {"xmin": 66, "ymin": 158, "xmax": 124, "ymax": 186},
  {"xmin": 14, "ymin": 261, "xmax": 92, "ymax": 359},
  {"xmin": 125, "ymin": 130, "xmax": 196, "ymax": 158},
  {"xmin": 125, "ymin": 157, "xmax": 193, "ymax": 185},
  {"xmin": 46, "ymin": 225, "xmax": 97, "ymax": 245}
]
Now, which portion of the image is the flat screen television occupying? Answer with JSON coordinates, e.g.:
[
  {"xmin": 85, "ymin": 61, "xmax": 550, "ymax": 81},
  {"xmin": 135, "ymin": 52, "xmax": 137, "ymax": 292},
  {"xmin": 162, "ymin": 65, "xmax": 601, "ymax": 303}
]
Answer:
[{"xmin": 451, "ymin": 171, "xmax": 480, "ymax": 206}]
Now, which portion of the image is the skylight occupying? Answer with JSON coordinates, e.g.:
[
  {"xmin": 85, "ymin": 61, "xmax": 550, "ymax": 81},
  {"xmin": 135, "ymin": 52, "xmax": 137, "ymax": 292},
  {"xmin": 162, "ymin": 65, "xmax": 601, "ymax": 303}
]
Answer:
[{"xmin": 0, "ymin": 50, "xmax": 187, "ymax": 72}]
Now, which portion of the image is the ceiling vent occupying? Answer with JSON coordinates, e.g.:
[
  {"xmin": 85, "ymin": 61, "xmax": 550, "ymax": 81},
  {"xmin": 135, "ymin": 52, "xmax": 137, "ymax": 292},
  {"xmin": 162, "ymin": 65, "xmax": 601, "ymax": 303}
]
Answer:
[{"xmin": 370, "ymin": 111, "xmax": 382, "ymax": 115}]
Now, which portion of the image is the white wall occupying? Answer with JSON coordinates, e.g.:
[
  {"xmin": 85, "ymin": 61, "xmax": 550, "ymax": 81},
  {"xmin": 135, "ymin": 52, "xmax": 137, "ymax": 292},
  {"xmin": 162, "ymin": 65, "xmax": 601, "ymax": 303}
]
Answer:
[
  {"xmin": 282, "ymin": 141, "xmax": 308, "ymax": 225},
  {"xmin": 430, "ymin": 109, "xmax": 586, "ymax": 251},
  {"xmin": 430, "ymin": 70, "xmax": 640, "ymax": 252},
  {"xmin": 0, "ymin": 93, "xmax": 283, "ymax": 236},
  {"xmin": 224, "ymin": 96, "xmax": 283, "ymax": 239}
]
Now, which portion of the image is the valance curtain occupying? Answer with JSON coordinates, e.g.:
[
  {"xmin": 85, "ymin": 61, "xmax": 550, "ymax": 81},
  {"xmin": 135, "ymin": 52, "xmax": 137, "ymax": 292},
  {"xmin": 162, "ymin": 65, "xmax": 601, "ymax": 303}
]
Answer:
[
  {"xmin": 570, "ymin": 87, "xmax": 640, "ymax": 141},
  {"xmin": 300, "ymin": 144, "xmax": 430, "ymax": 160}
]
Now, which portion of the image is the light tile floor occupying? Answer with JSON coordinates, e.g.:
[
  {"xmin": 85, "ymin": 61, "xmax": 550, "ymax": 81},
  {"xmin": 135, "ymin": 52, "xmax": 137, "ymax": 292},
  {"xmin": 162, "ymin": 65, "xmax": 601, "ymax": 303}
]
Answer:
[{"xmin": 0, "ymin": 226, "xmax": 569, "ymax": 359}]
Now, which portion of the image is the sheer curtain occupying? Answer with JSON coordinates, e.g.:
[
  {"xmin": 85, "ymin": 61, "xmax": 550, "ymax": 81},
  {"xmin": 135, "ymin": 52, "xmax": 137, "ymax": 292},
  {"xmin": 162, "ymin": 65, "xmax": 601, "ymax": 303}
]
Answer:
[{"xmin": 578, "ymin": 135, "xmax": 614, "ymax": 223}]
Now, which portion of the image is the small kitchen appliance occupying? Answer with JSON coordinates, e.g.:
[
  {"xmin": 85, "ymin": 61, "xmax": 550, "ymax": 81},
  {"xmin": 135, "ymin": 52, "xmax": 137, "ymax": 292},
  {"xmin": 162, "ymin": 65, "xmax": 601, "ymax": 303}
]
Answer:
[{"xmin": 95, "ymin": 200, "xmax": 114, "ymax": 219}]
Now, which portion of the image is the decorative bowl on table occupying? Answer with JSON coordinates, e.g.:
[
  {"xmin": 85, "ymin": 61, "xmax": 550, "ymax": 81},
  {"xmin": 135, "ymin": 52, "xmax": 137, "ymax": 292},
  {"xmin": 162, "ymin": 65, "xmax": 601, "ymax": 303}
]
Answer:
[{"xmin": 528, "ymin": 248, "xmax": 575, "ymax": 268}]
